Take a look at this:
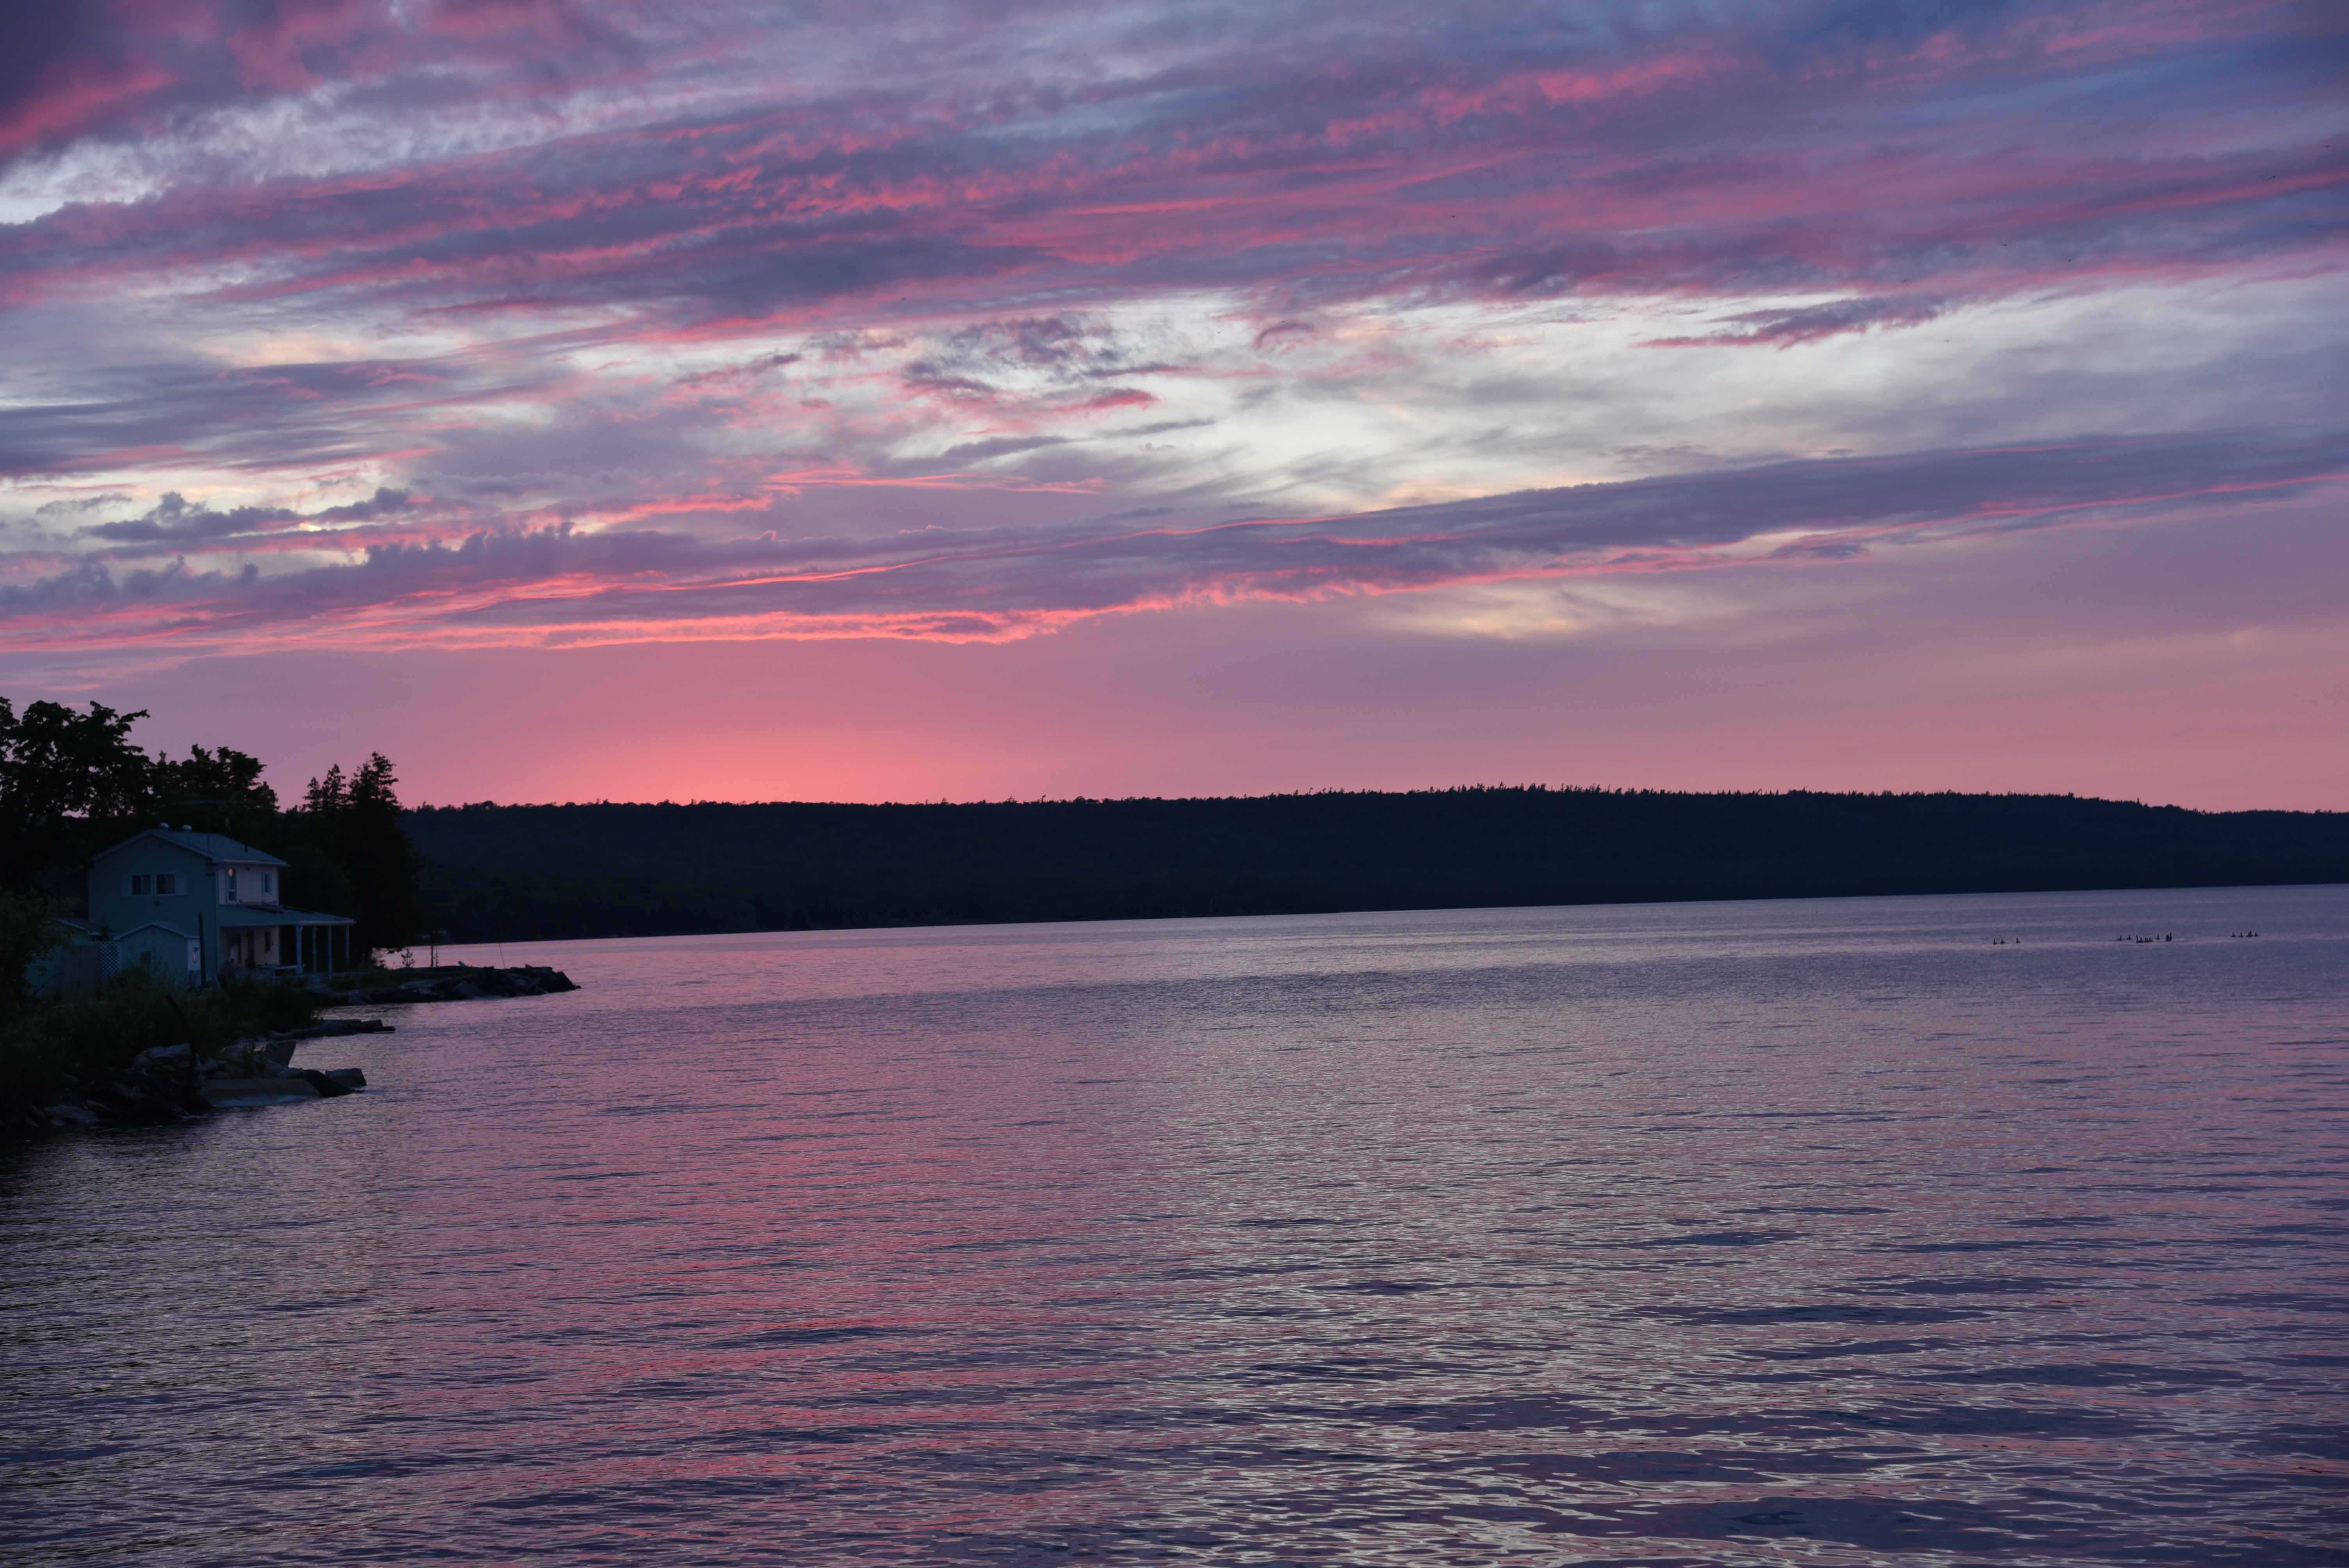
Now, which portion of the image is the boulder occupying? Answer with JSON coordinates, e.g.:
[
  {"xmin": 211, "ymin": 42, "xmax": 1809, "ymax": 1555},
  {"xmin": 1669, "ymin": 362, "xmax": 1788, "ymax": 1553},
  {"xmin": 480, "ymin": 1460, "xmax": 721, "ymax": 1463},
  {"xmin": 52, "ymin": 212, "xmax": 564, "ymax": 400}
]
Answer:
[
  {"xmin": 279, "ymin": 1019, "xmax": 393, "ymax": 1040},
  {"xmin": 202, "ymin": 1046, "xmax": 276, "ymax": 1080},
  {"xmin": 296, "ymin": 1068, "xmax": 355, "ymax": 1098},
  {"xmin": 201, "ymin": 1078, "xmax": 322, "ymax": 1107},
  {"xmin": 93, "ymin": 1048, "xmax": 210, "ymax": 1123}
]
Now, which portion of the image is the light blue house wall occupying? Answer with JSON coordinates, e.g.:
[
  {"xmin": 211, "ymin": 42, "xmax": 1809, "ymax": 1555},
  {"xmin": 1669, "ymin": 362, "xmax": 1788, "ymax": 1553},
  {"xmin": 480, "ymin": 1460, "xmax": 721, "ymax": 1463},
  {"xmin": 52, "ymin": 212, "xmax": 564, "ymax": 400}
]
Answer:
[
  {"xmin": 87, "ymin": 829, "xmax": 355, "ymax": 981},
  {"xmin": 112, "ymin": 923, "xmax": 203, "ymax": 984},
  {"xmin": 26, "ymin": 918, "xmax": 198, "ymax": 996}
]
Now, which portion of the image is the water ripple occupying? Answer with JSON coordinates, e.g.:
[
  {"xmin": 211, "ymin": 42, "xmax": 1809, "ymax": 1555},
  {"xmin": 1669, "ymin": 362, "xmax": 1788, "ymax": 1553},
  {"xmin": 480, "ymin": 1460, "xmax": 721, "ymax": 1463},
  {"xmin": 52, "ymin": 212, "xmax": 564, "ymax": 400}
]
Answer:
[{"xmin": 5, "ymin": 884, "xmax": 2346, "ymax": 1564}]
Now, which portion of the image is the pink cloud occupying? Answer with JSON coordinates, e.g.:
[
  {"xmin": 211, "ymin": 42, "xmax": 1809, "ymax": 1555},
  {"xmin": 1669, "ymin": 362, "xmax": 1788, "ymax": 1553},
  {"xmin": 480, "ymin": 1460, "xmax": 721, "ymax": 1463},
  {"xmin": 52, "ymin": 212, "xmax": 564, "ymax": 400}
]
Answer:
[
  {"xmin": 4, "ymin": 0, "xmax": 2334, "ymax": 345},
  {"xmin": 1, "ymin": 0, "xmax": 2340, "ymax": 801},
  {"xmin": 5, "ymin": 428, "xmax": 2339, "ymax": 657}
]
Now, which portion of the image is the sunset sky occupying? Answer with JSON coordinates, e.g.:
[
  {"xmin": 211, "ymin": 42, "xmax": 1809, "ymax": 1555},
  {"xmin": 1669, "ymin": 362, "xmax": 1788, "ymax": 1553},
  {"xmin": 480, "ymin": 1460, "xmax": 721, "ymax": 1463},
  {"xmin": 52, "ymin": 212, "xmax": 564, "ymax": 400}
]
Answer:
[{"xmin": 2, "ymin": 0, "xmax": 2342, "ymax": 809}]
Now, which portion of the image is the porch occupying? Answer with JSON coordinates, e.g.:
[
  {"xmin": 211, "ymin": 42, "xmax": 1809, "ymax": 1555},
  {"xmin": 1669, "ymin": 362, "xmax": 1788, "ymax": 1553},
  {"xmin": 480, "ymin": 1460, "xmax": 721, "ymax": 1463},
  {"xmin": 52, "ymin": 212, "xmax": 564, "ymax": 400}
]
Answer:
[{"xmin": 217, "ymin": 909, "xmax": 358, "ymax": 977}]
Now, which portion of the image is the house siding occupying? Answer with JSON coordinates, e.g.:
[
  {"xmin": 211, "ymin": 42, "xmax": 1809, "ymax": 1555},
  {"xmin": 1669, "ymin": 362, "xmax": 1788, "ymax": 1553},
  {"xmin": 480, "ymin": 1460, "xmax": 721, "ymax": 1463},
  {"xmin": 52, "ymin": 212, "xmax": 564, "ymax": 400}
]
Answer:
[
  {"xmin": 87, "ymin": 831, "xmax": 351, "ymax": 980},
  {"xmin": 89, "ymin": 840, "xmax": 216, "ymax": 950}
]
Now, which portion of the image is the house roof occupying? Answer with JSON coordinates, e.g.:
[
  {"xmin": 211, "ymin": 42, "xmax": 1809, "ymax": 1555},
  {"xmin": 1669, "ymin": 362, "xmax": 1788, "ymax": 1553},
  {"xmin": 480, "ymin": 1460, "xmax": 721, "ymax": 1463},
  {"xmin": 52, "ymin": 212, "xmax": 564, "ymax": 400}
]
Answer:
[
  {"xmin": 110, "ymin": 921, "xmax": 196, "ymax": 941},
  {"xmin": 96, "ymin": 827, "xmax": 289, "ymax": 867},
  {"xmin": 216, "ymin": 903, "xmax": 354, "ymax": 927}
]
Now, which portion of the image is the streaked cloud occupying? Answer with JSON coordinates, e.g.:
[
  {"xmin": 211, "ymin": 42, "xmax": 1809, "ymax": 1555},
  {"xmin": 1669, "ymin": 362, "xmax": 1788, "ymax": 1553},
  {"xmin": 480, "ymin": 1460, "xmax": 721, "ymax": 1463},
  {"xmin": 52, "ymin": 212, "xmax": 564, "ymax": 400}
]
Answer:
[
  {"xmin": 1643, "ymin": 295, "xmax": 1947, "ymax": 349},
  {"xmin": 0, "ymin": 0, "xmax": 2341, "ymax": 690},
  {"xmin": 4, "ymin": 427, "xmax": 2336, "ymax": 659}
]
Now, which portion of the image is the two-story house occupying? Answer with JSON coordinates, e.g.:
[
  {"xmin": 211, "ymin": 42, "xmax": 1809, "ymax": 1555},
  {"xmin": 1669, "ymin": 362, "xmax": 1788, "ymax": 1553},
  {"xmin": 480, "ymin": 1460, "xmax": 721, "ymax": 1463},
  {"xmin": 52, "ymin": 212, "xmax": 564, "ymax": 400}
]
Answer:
[{"xmin": 87, "ymin": 827, "xmax": 358, "ymax": 983}]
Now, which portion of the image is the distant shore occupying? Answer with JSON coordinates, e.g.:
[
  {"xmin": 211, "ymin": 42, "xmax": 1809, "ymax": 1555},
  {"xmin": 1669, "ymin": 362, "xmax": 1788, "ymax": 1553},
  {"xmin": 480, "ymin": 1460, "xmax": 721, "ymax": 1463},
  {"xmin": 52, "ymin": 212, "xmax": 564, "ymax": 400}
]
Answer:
[{"xmin": 405, "ymin": 788, "xmax": 2349, "ymax": 945}]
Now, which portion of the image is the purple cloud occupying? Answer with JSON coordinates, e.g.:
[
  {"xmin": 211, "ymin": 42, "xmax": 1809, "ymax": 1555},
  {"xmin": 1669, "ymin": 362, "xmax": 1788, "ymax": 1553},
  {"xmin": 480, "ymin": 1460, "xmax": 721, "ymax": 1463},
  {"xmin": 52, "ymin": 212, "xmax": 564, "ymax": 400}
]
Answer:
[
  {"xmin": 0, "ymin": 0, "xmax": 642, "ymax": 164},
  {"xmin": 0, "ymin": 0, "xmax": 2340, "ymax": 689},
  {"xmin": 5, "ymin": 1, "xmax": 2340, "ymax": 334},
  {"xmin": 81, "ymin": 486, "xmax": 413, "ymax": 550},
  {"xmin": 1644, "ymin": 295, "xmax": 1947, "ymax": 349},
  {"xmin": 3, "ymin": 428, "xmax": 2337, "ymax": 652}
]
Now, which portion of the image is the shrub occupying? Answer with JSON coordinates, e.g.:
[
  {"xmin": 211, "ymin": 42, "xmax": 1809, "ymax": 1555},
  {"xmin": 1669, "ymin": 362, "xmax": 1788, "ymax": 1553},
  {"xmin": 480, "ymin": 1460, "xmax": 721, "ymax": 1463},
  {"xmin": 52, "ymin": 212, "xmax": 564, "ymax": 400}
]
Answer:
[{"xmin": 0, "ymin": 971, "xmax": 321, "ymax": 1108}]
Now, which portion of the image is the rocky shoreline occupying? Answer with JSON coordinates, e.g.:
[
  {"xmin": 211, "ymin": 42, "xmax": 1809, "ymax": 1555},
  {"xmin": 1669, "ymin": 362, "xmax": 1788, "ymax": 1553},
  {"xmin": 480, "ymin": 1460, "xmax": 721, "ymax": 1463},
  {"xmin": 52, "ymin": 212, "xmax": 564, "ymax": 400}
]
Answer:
[
  {"xmin": 319, "ymin": 963, "xmax": 580, "ymax": 1005},
  {"xmin": 10, "ymin": 964, "xmax": 580, "ymax": 1136},
  {"xmin": 24, "ymin": 1018, "xmax": 389, "ymax": 1132}
]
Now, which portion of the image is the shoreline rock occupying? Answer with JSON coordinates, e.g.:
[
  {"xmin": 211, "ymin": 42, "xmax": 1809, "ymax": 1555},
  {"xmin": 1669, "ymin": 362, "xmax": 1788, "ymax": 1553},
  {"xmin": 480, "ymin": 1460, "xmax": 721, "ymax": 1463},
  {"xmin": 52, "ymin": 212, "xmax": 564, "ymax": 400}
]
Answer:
[
  {"xmin": 203, "ymin": 1068, "xmax": 366, "ymax": 1105},
  {"xmin": 10, "ymin": 966, "xmax": 578, "ymax": 1138},
  {"xmin": 20, "ymin": 1028, "xmax": 387, "ymax": 1134},
  {"xmin": 316, "ymin": 964, "xmax": 579, "ymax": 1007},
  {"xmin": 258, "ymin": 1017, "xmax": 392, "ymax": 1067}
]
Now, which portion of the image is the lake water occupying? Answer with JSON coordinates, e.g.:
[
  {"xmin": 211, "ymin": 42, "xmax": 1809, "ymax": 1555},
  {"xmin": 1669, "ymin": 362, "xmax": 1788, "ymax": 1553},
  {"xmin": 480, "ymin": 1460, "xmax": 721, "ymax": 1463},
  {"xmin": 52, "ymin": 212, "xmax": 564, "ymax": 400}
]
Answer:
[{"xmin": 5, "ymin": 885, "xmax": 2347, "ymax": 1565}]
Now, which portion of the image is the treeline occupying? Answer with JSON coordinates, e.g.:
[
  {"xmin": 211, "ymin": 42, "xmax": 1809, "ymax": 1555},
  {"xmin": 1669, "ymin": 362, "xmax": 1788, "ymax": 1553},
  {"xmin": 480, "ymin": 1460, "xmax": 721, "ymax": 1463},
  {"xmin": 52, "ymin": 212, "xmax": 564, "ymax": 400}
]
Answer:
[
  {"xmin": 0, "ymin": 697, "xmax": 422, "ymax": 962},
  {"xmin": 407, "ymin": 787, "xmax": 2349, "ymax": 942}
]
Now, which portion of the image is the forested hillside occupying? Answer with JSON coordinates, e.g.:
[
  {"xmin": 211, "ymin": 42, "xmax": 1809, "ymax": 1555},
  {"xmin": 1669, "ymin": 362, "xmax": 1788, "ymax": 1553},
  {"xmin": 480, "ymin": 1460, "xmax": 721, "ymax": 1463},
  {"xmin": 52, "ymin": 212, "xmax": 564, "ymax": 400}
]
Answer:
[{"xmin": 406, "ymin": 788, "xmax": 2349, "ymax": 942}]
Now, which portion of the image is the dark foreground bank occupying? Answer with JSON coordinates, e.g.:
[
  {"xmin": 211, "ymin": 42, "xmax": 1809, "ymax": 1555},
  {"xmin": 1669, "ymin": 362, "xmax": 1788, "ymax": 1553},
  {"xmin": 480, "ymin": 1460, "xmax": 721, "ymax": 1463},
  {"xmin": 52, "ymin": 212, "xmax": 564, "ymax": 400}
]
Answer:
[
  {"xmin": 16, "ymin": 1021, "xmax": 383, "ymax": 1134},
  {"xmin": 2, "ymin": 965, "xmax": 577, "ymax": 1135},
  {"xmin": 409, "ymin": 786, "xmax": 2349, "ymax": 941}
]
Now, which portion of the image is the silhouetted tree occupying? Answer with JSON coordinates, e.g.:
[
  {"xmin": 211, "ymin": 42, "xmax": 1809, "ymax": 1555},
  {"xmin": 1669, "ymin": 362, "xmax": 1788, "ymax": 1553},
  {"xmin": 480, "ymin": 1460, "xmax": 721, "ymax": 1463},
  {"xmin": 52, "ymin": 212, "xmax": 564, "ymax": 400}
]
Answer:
[
  {"xmin": 403, "ymin": 789, "xmax": 2349, "ymax": 943},
  {"xmin": 0, "ymin": 698, "xmax": 155, "ymax": 886},
  {"xmin": 152, "ymin": 743, "xmax": 280, "ymax": 845},
  {"xmin": 294, "ymin": 754, "xmax": 420, "ymax": 959},
  {"xmin": 278, "ymin": 843, "xmax": 358, "ymax": 921},
  {"xmin": 0, "ymin": 889, "xmax": 52, "ymax": 1025},
  {"xmin": 0, "ymin": 693, "xmax": 421, "ymax": 985},
  {"xmin": 0, "ymin": 698, "xmax": 285, "ymax": 896}
]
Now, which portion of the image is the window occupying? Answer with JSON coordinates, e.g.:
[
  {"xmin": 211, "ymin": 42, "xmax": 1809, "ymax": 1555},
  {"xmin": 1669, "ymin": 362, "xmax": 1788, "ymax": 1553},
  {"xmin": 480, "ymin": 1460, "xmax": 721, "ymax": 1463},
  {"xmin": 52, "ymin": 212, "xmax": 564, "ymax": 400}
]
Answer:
[
  {"xmin": 225, "ymin": 869, "xmax": 239, "ymax": 902},
  {"xmin": 130, "ymin": 874, "xmax": 153, "ymax": 896},
  {"xmin": 155, "ymin": 873, "xmax": 178, "ymax": 896},
  {"xmin": 263, "ymin": 871, "xmax": 274, "ymax": 898}
]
